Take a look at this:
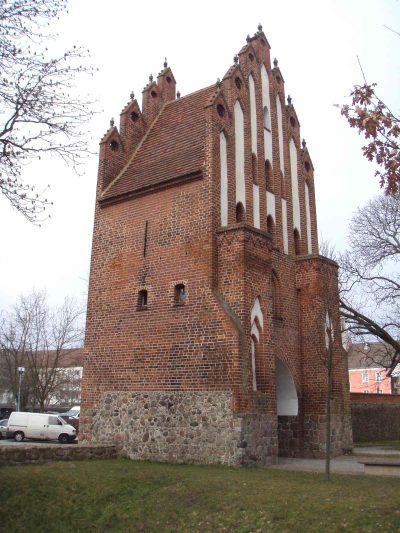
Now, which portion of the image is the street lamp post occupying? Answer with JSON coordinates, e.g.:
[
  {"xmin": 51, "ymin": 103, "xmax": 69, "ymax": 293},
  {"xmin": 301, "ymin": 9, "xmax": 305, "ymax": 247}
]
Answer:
[{"xmin": 17, "ymin": 367, "xmax": 25, "ymax": 412}]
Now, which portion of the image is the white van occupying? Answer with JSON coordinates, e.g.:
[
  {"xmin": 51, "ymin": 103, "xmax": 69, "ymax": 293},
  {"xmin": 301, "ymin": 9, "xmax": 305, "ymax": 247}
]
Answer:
[
  {"xmin": 60, "ymin": 405, "xmax": 80, "ymax": 419},
  {"xmin": 8, "ymin": 412, "xmax": 77, "ymax": 444}
]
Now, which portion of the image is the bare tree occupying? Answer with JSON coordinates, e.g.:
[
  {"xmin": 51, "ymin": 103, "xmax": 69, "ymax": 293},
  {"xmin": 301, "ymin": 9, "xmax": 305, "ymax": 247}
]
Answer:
[
  {"xmin": 319, "ymin": 239, "xmax": 337, "ymax": 262},
  {"xmin": 338, "ymin": 194, "xmax": 400, "ymax": 373},
  {"xmin": 0, "ymin": 290, "xmax": 83, "ymax": 411},
  {"xmin": 48, "ymin": 365, "xmax": 82, "ymax": 406},
  {"xmin": 0, "ymin": 0, "xmax": 95, "ymax": 223}
]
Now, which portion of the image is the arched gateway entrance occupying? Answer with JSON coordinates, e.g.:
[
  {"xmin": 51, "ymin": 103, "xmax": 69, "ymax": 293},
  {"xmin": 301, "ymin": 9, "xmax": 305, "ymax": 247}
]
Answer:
[{"xmin": 276, "ymin": 357, "xmax": 300, "ymax": 457}]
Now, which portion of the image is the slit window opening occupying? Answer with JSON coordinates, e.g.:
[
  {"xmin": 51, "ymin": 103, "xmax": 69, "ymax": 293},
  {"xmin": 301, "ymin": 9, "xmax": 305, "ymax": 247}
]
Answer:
[
  {"xmin": 138, "ymin": 290, "xmax": 148, "ymax": 309},
  {"xmin": 175, "ymin": 284, "xmax": 186, "ymax": 305}
]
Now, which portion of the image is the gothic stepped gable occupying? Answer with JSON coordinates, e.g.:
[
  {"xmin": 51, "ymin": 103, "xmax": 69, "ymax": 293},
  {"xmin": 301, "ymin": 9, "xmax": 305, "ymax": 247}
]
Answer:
[
  {"xmin": 81, "ymin": 26, "xmax": 353, "ymax": 465},
  {"xmin": 102, "ymin": 86, "xmax": 215, "ymax": 202}
]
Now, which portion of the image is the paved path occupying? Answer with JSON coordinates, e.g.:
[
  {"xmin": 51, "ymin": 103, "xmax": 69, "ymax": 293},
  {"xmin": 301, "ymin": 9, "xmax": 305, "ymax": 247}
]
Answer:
[
  {"xmin": 0, "ymin": 438, "xmax": 77, "ymax": 447},
  {"xmin": 270, "ymin": 446, "xmax": 400, "ymax": 475},
  {"xmin": 354, "ymin": 446, "xmax": 400, "ymax": 457},
  {"xmin": 270, "ymin": 455, "xmax": 364, "ymax": 474},
  {"xmin": 1, "ymin": 439, "xmax": 399, "ymax": 474}
]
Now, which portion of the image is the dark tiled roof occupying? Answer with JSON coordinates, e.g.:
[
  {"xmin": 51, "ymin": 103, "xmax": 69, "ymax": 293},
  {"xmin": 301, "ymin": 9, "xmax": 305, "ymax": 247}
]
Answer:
[
  {"xmin": 0, "ymin": 348, "xmax": 83, "ymax": 368},
  {"xmin": 102, "ymin": 85, "xmax": 216, "ymax": 202},
  {"xmin": 348, "ymin": 343, "xmax": 393, "ymax": 369},
  {"xmin": 58, "ymin": 348, "xmax": 84, "ymax": 367}
]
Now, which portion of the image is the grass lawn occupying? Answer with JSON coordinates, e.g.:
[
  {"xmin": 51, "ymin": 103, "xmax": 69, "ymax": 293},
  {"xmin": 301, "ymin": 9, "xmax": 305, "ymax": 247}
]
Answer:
[
  {"xmin": 1, "ymin": 458, "xmax": 400, "ymax": 532},
  {"xmin": 355, "ymin": 440, "xmax": 400, "ymax": 451}
]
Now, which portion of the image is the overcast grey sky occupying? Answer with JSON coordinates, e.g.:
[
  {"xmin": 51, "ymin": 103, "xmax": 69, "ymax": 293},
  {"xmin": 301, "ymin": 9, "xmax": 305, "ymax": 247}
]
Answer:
[{"xmin": 0, "ymin": 0, "xmax": 399, "ymax": 309}]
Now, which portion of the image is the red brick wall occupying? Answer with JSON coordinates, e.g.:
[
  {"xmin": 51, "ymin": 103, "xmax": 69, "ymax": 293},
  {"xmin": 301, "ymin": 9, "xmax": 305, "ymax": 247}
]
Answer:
[
  {"xmin": 82, "ymin": 177, "xmax": 240, "ymax": 403},
  {"xmin": 351, "ymin": 394, "xmax": 400, "ymax": 441},
  {"xmin": 351, "ymin": 393, "xmax": 400, "ymax": 405},
  {"xmin": 81, "ymin": 28, "xmax": 351, "ymax": 462}
]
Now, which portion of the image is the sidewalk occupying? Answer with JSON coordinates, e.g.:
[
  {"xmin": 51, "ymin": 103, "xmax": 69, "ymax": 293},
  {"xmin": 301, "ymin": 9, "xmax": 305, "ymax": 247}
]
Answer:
[
  {"xmin": 353, "ymin": 446, "xmax": 400, "ymax": 457},
  {"xmin": 269, "ymin": 446, "xmax": 400, "ymax": 475}
]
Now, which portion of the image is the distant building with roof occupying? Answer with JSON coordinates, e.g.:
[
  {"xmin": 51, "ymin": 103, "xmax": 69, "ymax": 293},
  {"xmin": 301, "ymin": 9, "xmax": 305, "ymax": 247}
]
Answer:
[
  {"xmin": 0, "ymin": 348, "xmax": 83, "ymax": 417},
  {"xmin": 348, "ymin": 342, "xmax": 400, "ymax": 394}
]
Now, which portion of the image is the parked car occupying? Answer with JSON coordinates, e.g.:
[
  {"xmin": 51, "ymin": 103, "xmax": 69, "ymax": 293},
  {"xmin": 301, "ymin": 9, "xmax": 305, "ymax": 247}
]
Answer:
[
  {"xmin": 8, "ymin": 412, "xmax": 77, "ymax": 443},
  {"xmin": 0, "ymin": 419, "xmax": 12, "ymax": 439},
  {"xmin": 60, "ymin": 405, "xmax": 80, "ymax": 420}
]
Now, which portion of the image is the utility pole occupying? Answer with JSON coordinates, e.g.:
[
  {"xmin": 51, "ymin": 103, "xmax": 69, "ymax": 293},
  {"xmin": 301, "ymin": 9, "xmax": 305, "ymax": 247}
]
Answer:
[{"xmin": 17, "ymin": 367, "xmax": 25, "ymax": 411}]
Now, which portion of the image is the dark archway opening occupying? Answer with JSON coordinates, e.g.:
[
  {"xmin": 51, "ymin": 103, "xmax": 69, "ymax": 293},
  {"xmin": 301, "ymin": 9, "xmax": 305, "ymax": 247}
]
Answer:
[
  {"xmin": 267, "ymin": 215, "xmax": 275, "ymax": 241},
  {"xmin": 236, "ymin": 202, "xmax": 245, "ymax": 223},
  {"xmin": 265, "ymin": 160, "xmax": 272, "ymax": 190},
  {"xmin": 294, "ymin": 229, "xmax": 301, "ymax": 255},
  {"xmin": 276, "ymin": 357, "xmax": 300, "ymax": 457}
]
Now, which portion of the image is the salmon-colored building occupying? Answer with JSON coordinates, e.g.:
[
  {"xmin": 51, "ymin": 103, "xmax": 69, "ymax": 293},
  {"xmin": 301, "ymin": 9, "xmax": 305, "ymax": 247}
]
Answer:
[{"xmin": 348, "ymin": 343, "xmax": 394, "ymax": 394}]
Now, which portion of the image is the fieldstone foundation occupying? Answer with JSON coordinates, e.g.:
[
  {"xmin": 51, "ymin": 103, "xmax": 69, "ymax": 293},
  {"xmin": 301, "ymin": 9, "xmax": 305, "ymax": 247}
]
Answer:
[
  {"xmin": 80, "ymin": 391, "xmax": 277, "ymax": 466},
  {"xmin": 303, "ymin": 413, "xmax": 353, "ymax": 458},
  {"xmin": 0, "ymin": 443, "xmax": 117, "ymax": 466},
  {"xmin": 277, "ymin": 416, "xmax": 301, "ymax": 457}
]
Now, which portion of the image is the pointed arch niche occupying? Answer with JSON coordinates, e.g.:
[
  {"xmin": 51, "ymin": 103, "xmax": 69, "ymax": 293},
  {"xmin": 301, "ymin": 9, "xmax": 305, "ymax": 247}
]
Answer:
[
  {"xmin": 219, "ymin": 131, "xmax": 228, "ymax": 226},
  {"xmin": 294, "ymin": 228, "xmax": 301, "ymax": 255},
  {"xmin": 249, "ymin": 75, "xmax": 257, "ymax": 156},
  {"xmin": 250, "ymin": 297, "xmax": 264, "ymax": 392},
  {"xmin": 266, "ymin": 189, "xmax": 276, "ymax": 239},
  {"xmin": 252, "ymin": 153, "xmax": 260, "ymax": 229},
  {"xmin": 261, "ymin": 65, "xmax": 273, "ymax": 163},
  {"xmin": 275, "ymin": 358, "xmax": 298, "ymax": 416},
  {"xmin": 282, "ymin": 198, "xmax": 289, "ymax": 254},
  {"xmin": 305, "ymin": 181, "xmax": 312, "ymax": 253},
  {"xmin": 234, "ymin": 100, "xmax": 246, "ymax": 208},
  {"xmin": 276, "ymin": 95, "xmax": 284, "ymax": 175},
  {"xmin": 236, "ymin": 201, "xmax": 245, "ymax": 223},
  {"xmin": 289, "ymin": 138, "xmax": 301, "ymax": 235}
]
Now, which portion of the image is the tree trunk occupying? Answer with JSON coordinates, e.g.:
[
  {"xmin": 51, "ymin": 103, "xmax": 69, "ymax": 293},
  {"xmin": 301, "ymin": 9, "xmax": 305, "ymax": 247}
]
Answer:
[
  {"xmin": 39, "ymin": 398, "xmax": 45, "ymax": 413},
  {"xmin": 325, "ymin": 336, "xmax": 333, "ymax": 481},
  {"xmin": 325, "ymin": 366, "xmax": 332, "ymax": 481}
]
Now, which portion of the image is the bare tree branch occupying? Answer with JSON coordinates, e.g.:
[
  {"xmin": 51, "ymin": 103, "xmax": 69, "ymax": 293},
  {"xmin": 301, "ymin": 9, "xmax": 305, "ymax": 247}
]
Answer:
[
  {"xmin": 337, "ymin": 194, "xmax": 400, "ymax": 374},
  {"xmin": 0, "ymin": 289, "xmax": 84, "ymax": 411},
  {"xmin": 0, "ymin": 0, "xmax": 96, "ymax": 223}
]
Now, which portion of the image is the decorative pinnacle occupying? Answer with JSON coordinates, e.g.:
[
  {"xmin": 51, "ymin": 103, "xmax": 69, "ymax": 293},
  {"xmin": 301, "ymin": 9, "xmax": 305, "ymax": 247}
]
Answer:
[
  {"xmin": 258, "ymin": 23, "xmax": 263, "ymax": 32},
  {"xmin": 164, "ymin": 57, "xmax": 168, "ymax": 68},
  {"xmin": 130, "ymin": 91, "xmax": 135, "ymax": 100},
  {"xmin": 287, "ymin": 95, "xmax": 292, "ymax": 105},
  {"xmin": 233, "ymin": 54, "xmax": 238, "ymax": 64},
  {"xmin": 110, "ymin": 117, "xmax": 114, "ymax": 127},
  {"xmin": 246, "ymin": 34, "xmax": 251, "ymax": 43},
  {"xmin": 216, "ymin": 78, "xmax": 221, "ymax": 88},
  {"xmin": 149, "ymin": 74, "xmax": 153, "ymax": 83},
  {"xmin": 177, "ymin": 90, "xmax": 181, "ymax": 99},
  {"xmin": 302, "ymin": 138, "xmax": 307, "ymax": 149},
  {"xmin": 273, "ymin": 57, "xmax": 278, "ymax": 68}
]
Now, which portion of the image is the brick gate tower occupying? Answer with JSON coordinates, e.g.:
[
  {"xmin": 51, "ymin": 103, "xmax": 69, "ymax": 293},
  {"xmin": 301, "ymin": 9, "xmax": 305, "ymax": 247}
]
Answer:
[{"xmin": 80, "ymin": 26, "xmax": 353, "ymax": 464}]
